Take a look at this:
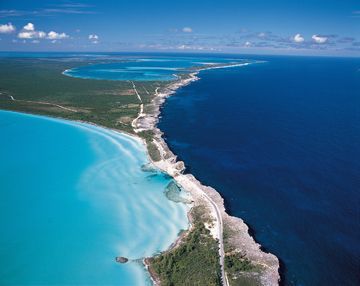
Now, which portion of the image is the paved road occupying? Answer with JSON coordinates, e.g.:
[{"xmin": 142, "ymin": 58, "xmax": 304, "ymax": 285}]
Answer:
[{"xmin": 201, "ymin": 191, "xmax": 229, "ymax": 286}]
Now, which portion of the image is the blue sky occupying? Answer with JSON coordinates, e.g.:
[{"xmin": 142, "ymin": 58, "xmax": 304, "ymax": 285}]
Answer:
[{"xmin": 0, "ymin": 0, "xmax": 359, "ymax": 56}]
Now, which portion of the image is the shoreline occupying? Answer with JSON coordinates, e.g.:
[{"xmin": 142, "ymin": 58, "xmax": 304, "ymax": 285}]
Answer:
[
  {"xmin": 0, "ymin": 108, "xmax": 190, "ymax": 286},
  {"xmin": 133, "ymin": 63, "xmax": 280, "ymax": 285},
  {"xmin": 1, "ymin": 60, "xmax": 280, "ymax": 285}
]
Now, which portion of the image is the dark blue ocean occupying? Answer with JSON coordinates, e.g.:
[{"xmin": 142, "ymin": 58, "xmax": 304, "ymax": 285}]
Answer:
[{"xmin": 159, "ymin": 56, "xmax": 360, "ymax": 285}]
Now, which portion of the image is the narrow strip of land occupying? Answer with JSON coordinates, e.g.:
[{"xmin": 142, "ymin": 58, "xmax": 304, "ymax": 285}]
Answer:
[
  {"xmin": 202, "ymin": 191, "xmax": 228, "ymax": 286},
  {"xmin": 174, "ymin": 175, "xmax": 229, "ymax": 286}
]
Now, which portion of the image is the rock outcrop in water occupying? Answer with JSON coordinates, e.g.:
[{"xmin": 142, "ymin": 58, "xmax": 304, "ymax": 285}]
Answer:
[
  {"xmin": 164, "ymin": 181, "xmax": 193, "ymax": 204},
  {"xmin": 115, "ymin": 256, "xmax": 128, "ymax": 263}
]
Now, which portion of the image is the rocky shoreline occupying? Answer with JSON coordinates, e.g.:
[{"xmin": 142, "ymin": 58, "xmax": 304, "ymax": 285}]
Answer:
[{"xmin": 133, "ymin": 64, "xmax": 280, "ymax": 285}]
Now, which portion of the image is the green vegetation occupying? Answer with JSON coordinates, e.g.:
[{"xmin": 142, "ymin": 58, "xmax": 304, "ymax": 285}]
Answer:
[
  {"xmin": 0, "ymin": 58, "xmax": 166, "ymax": 134},
  {"xmin": 223, "ymin": 224, "xmax": 261, "ymax": 286},
  {"xmin": 225, "ymin": 253, "xmax": 254, "ymax": 272},
  {"xmin": 227, "ymin": 276, "xmax": 260, "ymax": 286},
  {"xmin": 224, "ymin": 252, "xmax": 261, "ymax": 286},
  {"xmin": 147, "ymin": 141, "xmax": 161, "ymax": 161},
  {"xmin": 138, "ymin": 130, "xmax": 162, "ymax": 161},
  {"xmin": 149, "ymin": 206, "xmax": 221, "ymax": 286}
]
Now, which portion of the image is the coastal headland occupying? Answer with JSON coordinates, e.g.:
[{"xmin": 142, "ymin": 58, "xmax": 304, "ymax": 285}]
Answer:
[
  {"xmin": 133, "ymin": 66, "xmax": 280, "ymax": 286},
  {"xmin": 0, "ymin": 56, "xmax": 280, "ymax": 285}
]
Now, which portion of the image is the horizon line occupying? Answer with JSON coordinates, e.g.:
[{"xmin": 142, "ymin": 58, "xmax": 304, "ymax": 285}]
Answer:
[{"xmin": 0, "ymin": 50, "xmax": 359, "ymax": 58}]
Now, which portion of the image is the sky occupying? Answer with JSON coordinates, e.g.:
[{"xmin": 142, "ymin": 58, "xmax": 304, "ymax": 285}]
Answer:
[{"xmin": 0, "ymin": 0, "xmax": 359, "ymax": 56}]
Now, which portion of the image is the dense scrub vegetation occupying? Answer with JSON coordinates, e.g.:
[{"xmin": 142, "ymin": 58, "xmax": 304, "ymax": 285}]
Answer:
[
  {"xmin": 223, "ymin": 224, "xmax": 261, "ymax": 286},
  {"xmin": 225, "ymin": 253, "xmax": 254, "ymax": 272},
  {"xmin": 0, "ymin": 58, "xmax": 164, "ymax": 133},
  {"xmin": 149, "ymin": 207, "xmax": 221, "ymax": 286},
  {"xmin": 225, "ymin": 252, "xmax": 261, "ymax": 286}
]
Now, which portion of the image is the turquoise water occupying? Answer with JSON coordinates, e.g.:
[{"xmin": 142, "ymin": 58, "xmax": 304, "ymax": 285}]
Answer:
[
  {"xmin": 0, "ymin": 110, "xmax": 189, "ymax": 285},
  {"xmin": 63, "ymin": 56, "xmax": 248, "ymax": 81}
]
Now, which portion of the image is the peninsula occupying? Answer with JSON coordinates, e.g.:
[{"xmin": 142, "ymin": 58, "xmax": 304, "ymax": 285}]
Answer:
[{"xmin": 0, "ymin": 55, "xmax": 280, "ymax": 285}]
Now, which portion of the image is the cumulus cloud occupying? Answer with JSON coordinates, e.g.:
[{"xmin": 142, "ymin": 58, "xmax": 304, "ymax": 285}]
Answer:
[
  {"xmin": 182, "ymin": 27, "xmax": 192, "ymax": 33},
  {"xmin": 18, "ymin": 30, "xmax": 44, "ymax": 39},
  {"xmin": 176, "ymin": 44, "xmax": 216, "ymax": 51},
  {"xmin": 89, "ymin": 34, "xmax": 99, "ymax": 43},
  {"xmin": 17, "ymin": 23, "xmax": 68, "ymax": 40},
  {"xmin": 38, "ymin": 31, "xmax": 47, "ymax": 38},
  {"xmin": 0, "ymin": 22, "xmax": 15, "ymax": 33},
  {"xmin": 89, "ymin": 34, "xmax": 98, "ymax": 40},
  {"xmin": 312, "ymin": 34, "xmax": 327, "ymax": 44},
  {"xmin": 244, "ymin": 41, "xmax": 251, "ymax": 47},
  {"xmin": 47, "ymin": 31, "xmax": 69, "ymax": 39},
  {"xmin": 18, "ymin": 23, "xmax": 45, "ymax": 39},
  {"xmin": 293, "ymin": 33, "xmax": 304, "ymax": 43},
  {"xmin": 177, "ymin": 44, "xmax": 189, "ymax": 49},
  {"xmin": 23, "ymin": 22, "xmax": 34, "ymax": 31},
  {"xmin": 18, "ymin": 31, "xmax": 30, "ymax": 38}
]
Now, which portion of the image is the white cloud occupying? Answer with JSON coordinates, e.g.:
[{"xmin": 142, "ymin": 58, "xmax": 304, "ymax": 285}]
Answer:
[
  {"xmin": 89, "ymin": 34, "xmax": 99, "ymax": 43},
  {"xmin": 258, "ymin": 32, "xmax": 266, "ymax": 38},
  {"xmin": 182, "ymin": 27, "xmax": 192, "ymax": 33},
  {"xmin": 18, "ymin": 30, "xmax": 46, "ymax": 39},
  {"xmin": 18, "ymin": 24, "xmax": 68, "ymax": 40},
  {"xmin": 18, "ymin": 23, "xmax": 35, "ymax": 38},
  {"xmin": 176, "ymin": 44, "xmax": 213, "ymax": 51},
  {"xmin": 38, "ymin": 31, "xmax": 46, "ymax": 38},
  {"xmin": 293, "ymin": 33, "xmax": 304, "ymax": 43},
  {"xmin": 244, "ymin": 41, "xmax": 251, "ymax": 47},
  {"xmin": 0, "ymin": 23, "xmax": 16, "ymax": 33},
  {"xmin": 312, "ymin": 34, "xmax": 327, "ymax": 44},
  {"xmin": 47, "ymin": 31, "xmax": 69, "ymax": 39},
  {"xmin": 88, "ymin": 34, "xmax": 98, "ymax": 40},
  {"xmin": 23, "ymin": 23, "xmax": 34, "ymax": 31},
  {"xmin": 18, "ymin": 31, "xmax": 34, "ymax": 39},
  {"xmin": 18, "ymin": 23, "xmax": 44, "ymax": 39}
]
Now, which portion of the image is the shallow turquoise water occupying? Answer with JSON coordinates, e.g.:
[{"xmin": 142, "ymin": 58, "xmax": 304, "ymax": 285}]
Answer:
[
  {"xmin": 63, "ymin": 56, "xmax": 247, "ymax": 81},
  {"xmin": 0, "ymin": 110, "xmax": 189, "ymax": 285}
]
